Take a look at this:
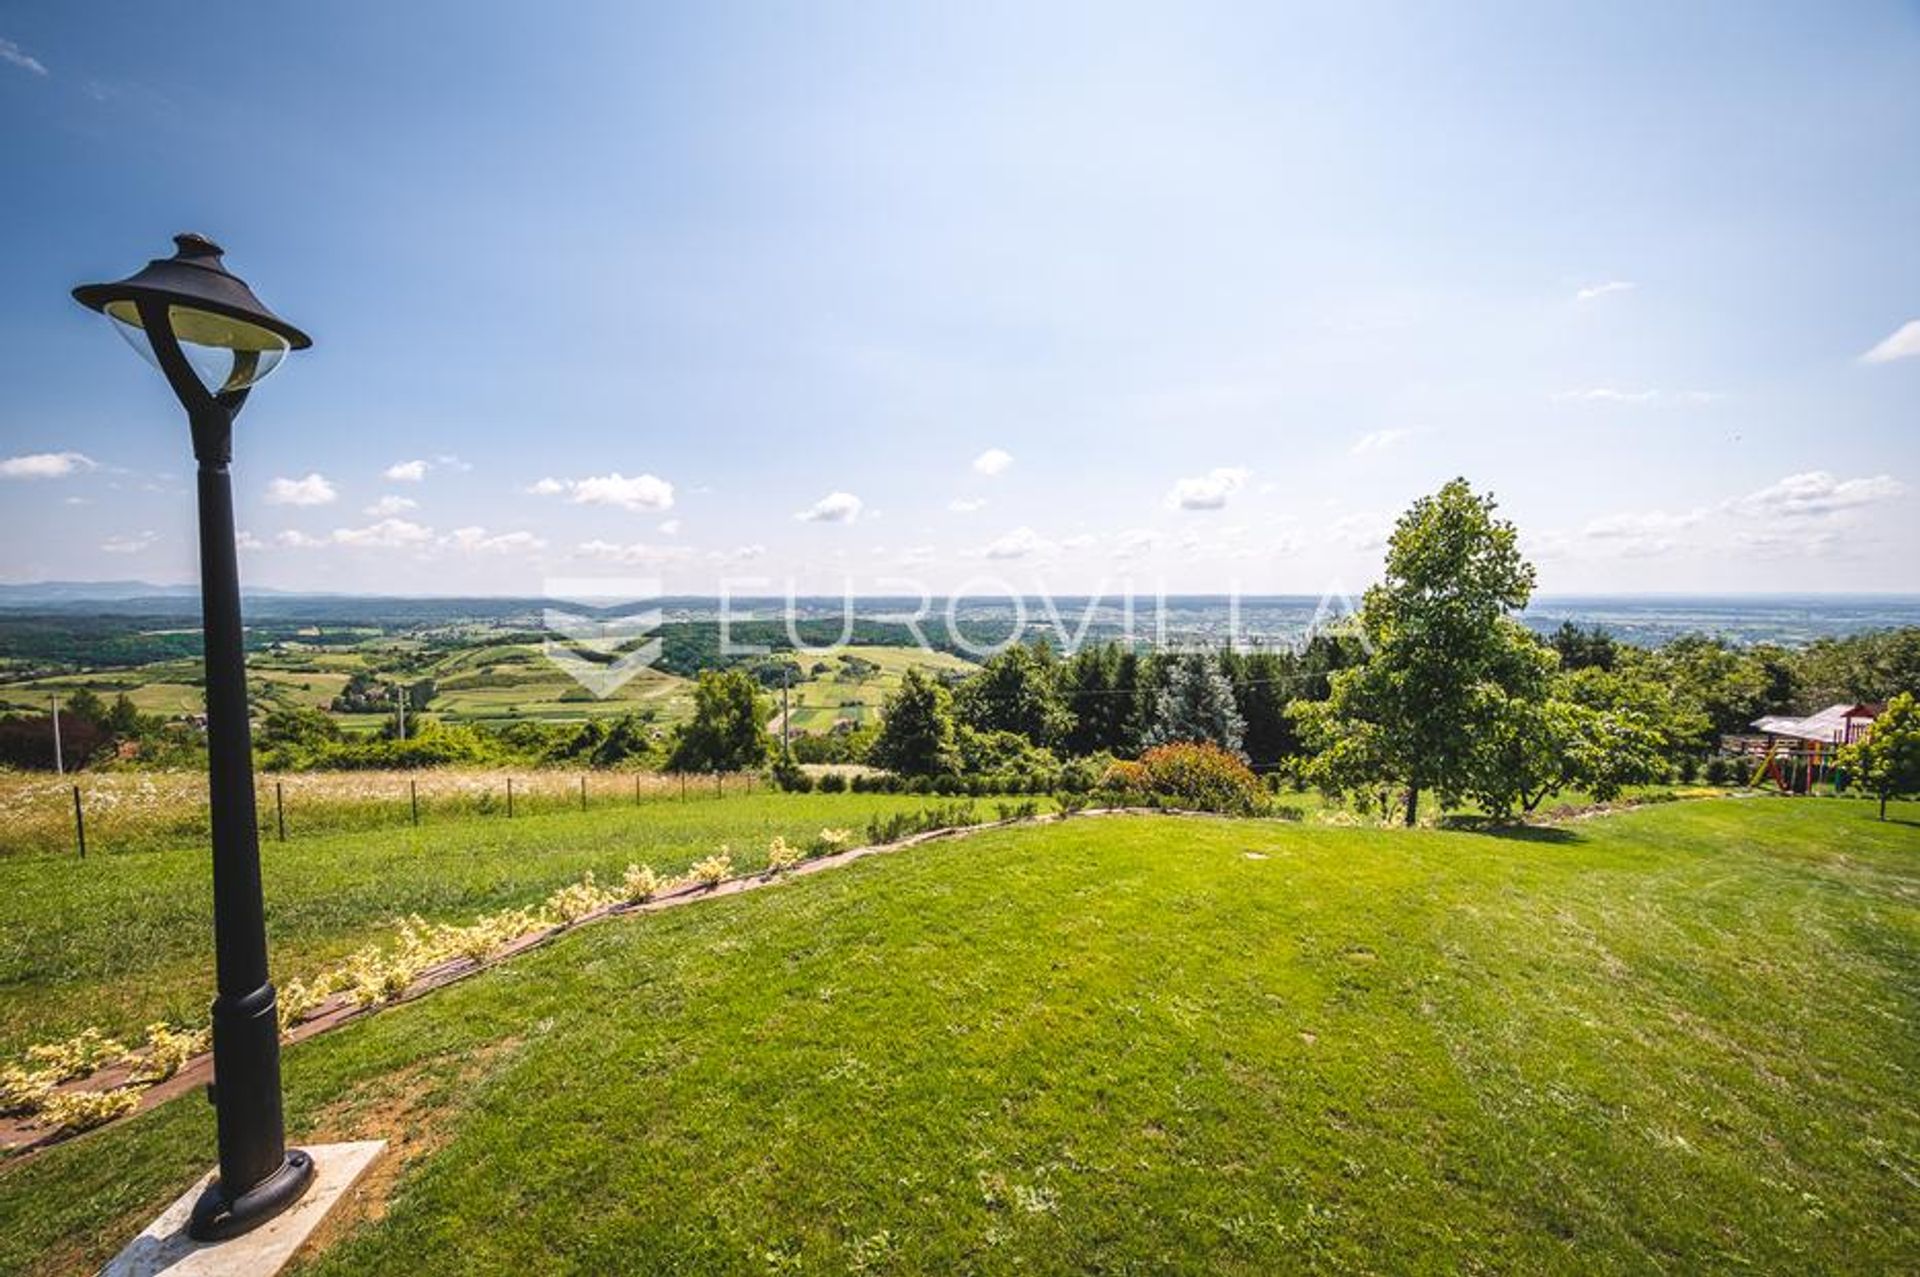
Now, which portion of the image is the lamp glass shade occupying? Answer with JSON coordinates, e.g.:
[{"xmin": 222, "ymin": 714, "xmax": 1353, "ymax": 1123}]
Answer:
[{"xmin": 106, "ymin": 301, "xmax": 289, "ymax": 394}]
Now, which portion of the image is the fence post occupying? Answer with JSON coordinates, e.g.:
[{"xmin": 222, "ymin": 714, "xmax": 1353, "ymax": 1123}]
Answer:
[
  {"xmin": 633, "ymin": 774, "xmax": 640, "ymax": 806},
  {"xmin": 679, "ymin": 772, "xmax": 686, "ymax": 801},
  {"xmin": 275, "ymin": 781, "xmax": 286, "ymax": 843},
  {"xmin": 746, "ymin": 774, "xmax": 754, "ymax": 796},
  {"xmin": 580, "ymin": 774, "xmax": 588, "ymax": 812},
  {"xmin": 507, "ymin": 777, "xmax": 515, "ymax": 819},
  {"xmin": 715, "ymin": 771, "xmax": 723, "ymax": 798},
  {"xmin": 410, "ymin": 778, "xmax": 420, "ymax": 827},
  {"xmin": 72, "ymin": 785, "xmax": 86, "ymax": 859}
]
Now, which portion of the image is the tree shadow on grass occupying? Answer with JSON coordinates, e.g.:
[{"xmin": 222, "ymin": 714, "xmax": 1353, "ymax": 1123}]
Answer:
[{"xmin": 1434, "ymin": 814, "xmax": 1584, "ymax": 845}]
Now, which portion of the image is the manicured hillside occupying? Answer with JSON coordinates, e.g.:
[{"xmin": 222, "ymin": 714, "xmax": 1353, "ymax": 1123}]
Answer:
[{"xmin": 1, "ymin": 798, "xmax": 1913, "ymax": 1274}]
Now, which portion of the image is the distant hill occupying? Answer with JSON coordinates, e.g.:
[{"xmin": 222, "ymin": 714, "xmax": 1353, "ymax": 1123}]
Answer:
[{"xmin": 0, "ymin": 580, "xmax": 203, "ymax": 604}]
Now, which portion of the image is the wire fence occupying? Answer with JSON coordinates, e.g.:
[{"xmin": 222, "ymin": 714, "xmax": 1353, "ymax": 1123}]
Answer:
[{"xmin": 0, "ymin": 768, "xmax": 762, "ymax": 860}]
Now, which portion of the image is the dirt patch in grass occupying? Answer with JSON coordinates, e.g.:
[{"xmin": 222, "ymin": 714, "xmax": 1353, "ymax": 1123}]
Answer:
[{"xmin": 297, "ymin": 1035, "xmax": 524, "ymax": 1253}]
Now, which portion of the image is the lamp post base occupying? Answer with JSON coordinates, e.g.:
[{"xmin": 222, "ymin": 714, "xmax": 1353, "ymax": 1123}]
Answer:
[
  {"xmin": 187, "ymin": 1148, "xmax": 315, "ymax": 1242},
  {"xmin": 103, "ymin": 1141, "xmax": 381, "ymax": 1277}
]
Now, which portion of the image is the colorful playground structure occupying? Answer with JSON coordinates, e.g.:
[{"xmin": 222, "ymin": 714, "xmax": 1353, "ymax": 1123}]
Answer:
[{"xmin": 1725, "ymin": 703, "xmax": 1883, "ymax": 793}]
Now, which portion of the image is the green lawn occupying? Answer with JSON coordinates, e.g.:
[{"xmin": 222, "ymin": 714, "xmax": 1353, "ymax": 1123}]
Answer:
[
  {"xmin": 2, "ymin": 797, "xmax": 1914, "ymax": 1274},
  {"xmin": 0, "ymin": 792, "xmax": 955, "ymax": 1058}
]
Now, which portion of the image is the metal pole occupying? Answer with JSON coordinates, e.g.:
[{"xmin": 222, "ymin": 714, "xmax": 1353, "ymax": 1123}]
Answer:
[
  {"xmin": 50, "ymin": 694, "xmax": 64, "ymax": 776},
  {"xmin": 184, "ymin": 401, "xmax": 311, "ymax": 1237},
  {"xmin": 396, "ymin": 684, "xmax": 406, "ymax": 741},
  {"xmin": 72, "ymin": 784, "xmax": 85, "ymax": 858},
  {"xmin": 781, "ymin": 667, "xmax": 790, "ymax": 764},
  {"xmin": 275, "ymin": 782, "xmax": 285, "ymax": 843}
]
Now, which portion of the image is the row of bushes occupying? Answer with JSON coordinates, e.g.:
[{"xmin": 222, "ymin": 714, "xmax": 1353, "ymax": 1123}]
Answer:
[{"xmin": 770, "ymin": 741, "xmax": 1269, "ymax": 817}]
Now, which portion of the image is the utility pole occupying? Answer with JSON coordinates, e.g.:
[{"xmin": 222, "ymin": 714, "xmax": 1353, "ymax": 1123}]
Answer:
[
  {"xmin": 394, "ymin": 683, "xmax": 407, "ymax": 741},
  {"xmin": 781, "ymin": 666, "xmax": 791, "ymax": 763},
  {"xmin": 50, "ymin": 695, "xmax": 63, "ymax": 776}
]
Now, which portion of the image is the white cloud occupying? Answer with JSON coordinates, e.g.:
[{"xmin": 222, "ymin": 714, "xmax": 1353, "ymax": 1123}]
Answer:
[
  {"xmin": 972, "ymin": 448, "xmax": 1013, "ymax": 476},
  {"xmin": 528, "ymin": 477, "xmax": 565, "ymax": 496},
  {"xmin": 895, "ymin": 545, "xmax": 936, "ymax": 566},
  {"xmin": 0, "ymin": 38, "xmax": 47, "ymax": 76},
  {"xmin": 1327, "ymin": 512, "xmax": 1392, "ymax": 551},
  {"xmin": 441, "ymin": 526, "xmax": 545, "ymax": 554},
  {"xmin": 1350, "ymin": 428, "xmax": 1412, "ymax": 457},
  {"xmin": 265, "ymin": 473, "xmax": 337, "ymax": 506},
  {"xmin": 1575, "ymin": 280, "xmax": 1635, "ymax": 302},
  {"xmin": 1577, "ymin": 509, "xmax": 1706, "ymax": 557},
  {"xmin": 1059, "ymin": 533, "xmax": 1097, "ymax": 551},
  {"xmin": 99, "ymin": 531, "xmax": 156, "ymax": 554},
  {"xmin": 1, "ymin": 451, "xmax": 96, "ymax": 479},
  {"xmin": 1860, "ymin": 320, "xmax": 1920, "ymax": 365},
  {"xmin": 331, "ymin": 518, "xmax": 434, "ymax": 548},
  {"xmin": 1551, "ymin": 388, "xmax": 1659, "ymax": 405},
  {"xmin": 568, "ymin": 472, "xmax": 675, "ymax": 512},
  {"xmin": 434, "ymin": 454, "xmax": 473, "ymax": 472},
  {"xmin": 573, "ymin": 539, "xmax": 695, "ymax": 566},
  {"xmin": 235, "ymin": 531, "xmax": 264, "ymax": 551},
  {"xmin": 981, "ymin": 526, "xmax": 1051, "ymax": 560},
  {"xmin": 1166, "ymin": 466, "xmax": 1251, "ymax": 511},
  {"xmin": 365, "ymin": 495, "xmax": 418, "ymax": 517},
  {"xmin": 796, "ymin": 491, "xmax": 863, "ymax": 523},
  {"xmin": 383, "ymin": 459, "xmax": 429, "ymax": 482},
  {"xmin": 1112, "ymin": 529, "xmax": 1157, "ymax": 560},
  {"xmin": 657, "ymin": 519, "xmax": 681, "ymax": 536},
  {"xmin": 275, "ymin": 530, "xmax": 326, "ymax": 549},
  {"xmin": 1731, "ymin": 471, "xmax": 1905, "ymax": 520},
  {"xmin": 948, "ymin": 497, "xmax": 988, "ymax": 513}
]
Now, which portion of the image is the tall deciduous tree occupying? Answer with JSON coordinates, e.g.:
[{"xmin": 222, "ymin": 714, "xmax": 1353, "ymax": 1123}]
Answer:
[
  {"xmin": 954, "ymin": 641, "xmax": 1071, "ymax": 750},
  {"xmin": 666, "ymin": 669, "xmax": 769, "ymax": 773},
  {"xmin": 1839, "ymin": 691, "xmax": 1920, "ymax": 820},
  {"xmin": 1290, "ymin": 478, "xmax": 1540, "ymax": 825},
  {"xmin": 871, "ymin": 667, "xmax": 959, "ymax": 776}
]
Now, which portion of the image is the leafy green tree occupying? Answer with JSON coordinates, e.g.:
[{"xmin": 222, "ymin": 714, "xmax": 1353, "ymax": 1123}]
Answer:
[
  {"xmin": 1838, "ymin": 691, "xmax": 1920, "ymax": 820},
  {"xmin": 258, "ymin": 705, "xmax": 344, "ymax": 749},
  {"xmin": 666, "ymin": 670, "xmax": 770, "ymax": 773},
  {"xmin": 1549, "ymin": 622, "xmax": 1619, "ymax": 672},
  {"xmin": 1145, "ymin": 651, "xmax": 1248, "ymax": 756},
  {"xmin": 62, "ymin": 687, "xmax": 107, "ymax": 726},
  {"xmin": 871, "ymin": 667, "xmax": 958, "ymax": 776},
  {"xmin": 1472, "ymin": 687, "xmax": 1666, "ymax": 819},
  {"xmin": 105, "ymin": 693, "xmax": 144, "ymax": 738},
  {"xmin": 954, "ymin": 641, "xmax": 1071, "ymax": 750},
  {"xmin": 1290, "ymin": 478, "xmax": 1541, "ymax": 825}
]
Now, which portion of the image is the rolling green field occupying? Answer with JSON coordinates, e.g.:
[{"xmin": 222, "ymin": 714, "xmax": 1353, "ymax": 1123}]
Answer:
[
  {"xmin": 777, "ymin": 645, "xmax": 977, "ymax": 734},
  {"xmin": 2, "ymin": 797, "xmax": 1914, "ymax": 1274}
]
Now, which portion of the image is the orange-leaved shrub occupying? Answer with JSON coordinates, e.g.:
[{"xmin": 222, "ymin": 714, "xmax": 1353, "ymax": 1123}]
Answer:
[{"xmin": 1101, "ymin": 742, "xmax": 1263, "ymax": 815}]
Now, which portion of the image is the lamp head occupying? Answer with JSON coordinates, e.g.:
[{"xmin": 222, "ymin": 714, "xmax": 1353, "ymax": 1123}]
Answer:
[{"xmin": 73, "ymin": 234, "xmax": 310, "ymax": 396}]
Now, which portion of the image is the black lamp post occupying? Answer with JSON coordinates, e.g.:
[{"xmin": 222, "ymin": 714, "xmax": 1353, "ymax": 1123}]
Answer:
[{"xmin": 74, "ymin": 235, "xmax": 315, "ymax": 1240}]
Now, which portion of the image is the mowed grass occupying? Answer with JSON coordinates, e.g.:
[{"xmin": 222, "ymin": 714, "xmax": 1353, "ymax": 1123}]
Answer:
[
  {"xmin": 3, "ymin": 798, "xmax": 1915, "ymax": 1274},
  {"xmin": 0, "ymin": 792, "xmax": 954, "ymax": 1058}
]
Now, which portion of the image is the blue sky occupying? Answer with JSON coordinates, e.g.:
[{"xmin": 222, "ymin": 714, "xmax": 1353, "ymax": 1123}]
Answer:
[{"xmin": 1, "ymin": 1, "xmax": 1916, "ymax": 596}]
